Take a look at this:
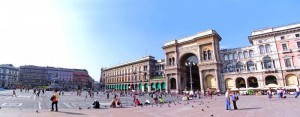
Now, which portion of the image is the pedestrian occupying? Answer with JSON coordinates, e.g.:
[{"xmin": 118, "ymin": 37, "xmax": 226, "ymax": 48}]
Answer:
[
  {"xmin": 12, "ymin": 90, "xmax": 17, "ymax": 97},
  {"xmin": 225, "ymin": 89, "xmax": 231, "ymax": 110},
  {"xmin": 295, "ymin": 86, "xmax": 300, "ymax": 98},
  {"xmin": 107, "ymin": 92, "xmax": 109, "ymax": 99},
  {"xmin": 209, "ymin": 90, "xmax": 213, "ymax": 99},
  {"xmin": 267, "ymin": 88, "xmax": 272, "ymax": 100},
  {"xmin": 51, "ymin": 90, "xmax": 59, "ymax": 112},
  {"xmin": 231, "ymin": 92, "xmax": 238, "ymax": 110}
]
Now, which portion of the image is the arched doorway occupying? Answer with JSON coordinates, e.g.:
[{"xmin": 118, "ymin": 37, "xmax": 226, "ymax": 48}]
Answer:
[
  {"xmin": 225, "ymin": 78, "xmax": 234, "ymax": 89},
  {"xmin": 265, "ymin": 75, "xmax": 277, "ymax": 85},
  {"xmin": 151, "ymin": 83, "xmax": 155, "ymax": 90},
  {"xmin": 236, "ymin": 78, "xmax": 246, "ymax": 88},
  {"xmin": 285, "ymin": 74, "xmax": 298, "ymax": 86},
  {"xmin": 139, "ymin": 84, "xmax": 142, "ymax": 91},
  {"xmin": 156, "ymin": 83, "xmax": 160, "ymax": 90},
  {"xmin": 205, "ymin": 74, "xmax": 216, "ymax": 89},
  {"xmin": 248, "ymin": 77, "xmax": 258, "ymax": 88},
  {"xmin": 180, "ymin": 53, "xmax": 200, "ymax": 91},
  {"xmin": 144, "ymin": 83, "xmax": 148, "ymax": 91},
  {"xmin": 161, "ymin": 82, "xmax": 166, "ymax": 90},
  {"xmin": 170, "ymin": 78, "xmax": 176, "ymax": 89}
]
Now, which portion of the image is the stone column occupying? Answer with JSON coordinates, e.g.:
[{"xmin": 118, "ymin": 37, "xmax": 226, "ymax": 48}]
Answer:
[
  {"xmin": 166, "ymin": 75, "xmax": 169, "ymax": 93},
  {"xmin": 214, "ymin": 69, "xmax": 220, "ymax": 93},
  {"xmin": 176, "ymin": 73, "xmax": 181, "ymax": 93},
  {"xmin": 199, "ymin": 69, "xmax": 205, "ymax": 94}
]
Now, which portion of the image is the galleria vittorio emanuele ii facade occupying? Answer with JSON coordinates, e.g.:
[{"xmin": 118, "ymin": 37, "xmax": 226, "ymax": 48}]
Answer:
[{"xmin": 101, "ymin": 22, "xmax": 300, "ymax": 93}]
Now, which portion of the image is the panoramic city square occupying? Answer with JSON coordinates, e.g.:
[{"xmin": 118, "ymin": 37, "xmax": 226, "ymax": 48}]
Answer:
[{"xmin": 1, "ymin": 0, "xmax": 300, "ymax": 117}]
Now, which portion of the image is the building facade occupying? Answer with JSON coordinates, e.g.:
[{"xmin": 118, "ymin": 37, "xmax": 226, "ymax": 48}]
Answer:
[
  {"xmin": 101, "ymin": 22, "xmax": 300, "ymax": 93},
  {"xmin": 102, "ymin": 56, "xmax": 167, "ymax": 92},
  {"xmin": 19, "ymin": 65, "xmax": 93, "ymax": 89},
  {"xmin": 0, "ymin": 64, "xmax": 19, "ymax": 88}
]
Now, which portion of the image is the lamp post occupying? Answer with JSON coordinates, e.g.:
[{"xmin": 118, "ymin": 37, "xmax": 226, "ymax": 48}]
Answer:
[{"xmin": 185, "ymin": 62, "xmax": 196, "ymax": 95}]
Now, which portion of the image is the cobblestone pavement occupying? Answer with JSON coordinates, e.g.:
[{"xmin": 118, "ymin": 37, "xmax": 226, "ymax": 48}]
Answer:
[{"xmin": 1, "ymin": 90, "xmax": 300, "ymax": 117}]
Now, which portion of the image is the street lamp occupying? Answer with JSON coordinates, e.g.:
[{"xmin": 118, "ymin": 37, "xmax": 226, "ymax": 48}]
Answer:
[{"xmin": 185, "ymin": 62, "xmax": 196, "ymax": 95}]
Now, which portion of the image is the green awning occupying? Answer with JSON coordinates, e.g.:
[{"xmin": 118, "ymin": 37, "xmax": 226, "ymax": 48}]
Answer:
[
  {"xmin": 151, "ymin": 83, "xmax": 155, "ymax": 89},
  {"xmin": 139, "ymin": 84, "xmax": 142, "ymax": 90},
  {"xmin": 162, "ymin": 82, "xmax": 166, "ymax": 90}
]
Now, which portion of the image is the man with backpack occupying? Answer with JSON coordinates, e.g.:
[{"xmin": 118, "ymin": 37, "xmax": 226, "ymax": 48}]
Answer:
[{"xmin": 50, "ymin": 90, "xmax": 59, "ymax": 112}]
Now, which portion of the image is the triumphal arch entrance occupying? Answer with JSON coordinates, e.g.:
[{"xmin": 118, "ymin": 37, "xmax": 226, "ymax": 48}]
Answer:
[{"xmin": 163, "ymin": 30, "xmax": 223, "ymax": 94}]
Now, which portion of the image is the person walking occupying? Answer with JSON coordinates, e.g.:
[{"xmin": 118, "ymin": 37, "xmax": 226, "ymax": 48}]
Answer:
[
  {"xmin": 107, "ymin": 92, "xmax": 109, "ymax": 99},
  {"xmin": 51, "ymin": 90, "xmax": 59, "ymax": 112},
  {"xmin": 231, "ymin": 92, "xmax": 238, "ymax": 110},
  {"xmin": 267, "ymin": 88, "xmax": 272, "ymax": 100},
  {"xmin": 225, "ymin": 89, "xmax": 231, "ymax": 110},
  {"xmin": 12, "ymin": 90, "xmax": 17, "ymax": 97},
  {"xmin": 295, "ymin": 86, "xmax": 300, "ymax": 98}
]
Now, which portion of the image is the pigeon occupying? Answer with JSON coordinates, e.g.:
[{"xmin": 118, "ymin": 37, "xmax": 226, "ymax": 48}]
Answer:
[
  {"xmin": 202, "ymin": 109, "xmax": 204, "ymax": 111},
  {"xmin": 194, "ymin": 101, "xmax": 196, "ymax": 103},
  {"xmin": 36, "ymin": 110, "xmax": 39, "ymax": 113},
  {"xmin": 208, "ymin": 102, "xmax": 210, "ymax": 103},
  {"xmin": 160, "ymin": 105, "xmax": 162, "ymax": 107},
  {"xmin": 199, "ymin": 104, "xmax": 201, "ymax": 105},
  {"xmin": 187, "ymin": 102, "xmax": 189, "ymax": 104},
  {"xmin": 192, "ymin": 106, "xmax": 194, "ymax": 108},
  {"xmin": 215, "ymin": 99, "xmax": 217, "ymax": 100},
  {"xmin": 79, "ymin": 107, "xmax": 82, "ymax": 110},
  {"xmin": 211, "ymin": 114, "xmax": 214, "ymax": 117},
  {"xmin": 168, "ymin": 105, "xmax": 170, "ymax": 107},
  {"xmin": 207, "ymin": 106, "xmax": 209, "ymax": 108},
  {"xmin": 104, "ymin": 106, "xmax": 107, "ymax": 108},
  {"xmin": 184, "ymin": 104, "xmax": 186, "ymax": 106},
  {"xmin": 87, "ymin": 107, "xmax": 91, "ymax": 109}
]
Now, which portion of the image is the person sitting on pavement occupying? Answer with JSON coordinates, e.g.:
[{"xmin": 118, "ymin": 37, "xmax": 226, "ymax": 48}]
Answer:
[
  {"xmin": 159, "ymin": 97, "xmax": 164, "ymax": 104},
  {"xmin": 116, "ymin": 98, "xmax": 121, "ymax": 107},
  {"xmin": 92, "ymin": 100, "xmax": 100, "ymax": 109},
  {"xmin": 144, "ymin": 99, "xmax": 151, "ymax": 105},
  {"xmin": 110, "ymin": 99, "xmax": 116, "ymax": 108},
  {"xmin": 135, "ymin": 99, "xmax": 142, "ymax": 106}
]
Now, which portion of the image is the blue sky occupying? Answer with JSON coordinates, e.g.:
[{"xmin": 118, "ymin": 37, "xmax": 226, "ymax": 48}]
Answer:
[{"xmin": 1, "ymin": 0, "xmax": 300, "ymax": 82}]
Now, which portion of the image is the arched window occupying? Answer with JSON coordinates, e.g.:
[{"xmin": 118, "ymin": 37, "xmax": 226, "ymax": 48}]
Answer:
[
  {"xmin": 249, "ymin": 50, "xmax": 254, "ymax": 58},
  {"xmin": 247, "ymin": 61, "xmax": 255, "ymax": 71},
  {"xmin": 265, "ymin": 44, "xmax": 271, "ymax": 53},
  {"xmin": 226, "ymin": 63, "xmax": 234, "ymax": 72},
  {"xmin": 263, "ymin": 56, "xmax": 272, "ymax": 69},
  {"xmin": 236, "ymin": 62, "xmax": 244, "ymax": 72},
  {"xmin": 233, "ymin": 53, "xmax": 238, "ymax": 60},
  {"xmin": 285, "ymin": 59, "xmax": 292, "ymax": 67},
  {"xmin": 243, "ymin": 51, "xmax": 249, "ymax": 58},
  {"xmin": 172, "ymin": 57, "xmax": 175, "ymax": 65},
  {"xmin": 229, "ymin": 54, "xmax": 233, "ymax": 60},
  {"xmin": 259, "ymin": 45, "xmax": 265, "ymax": 54},
  {"xmin": 238, "ymin": 52, "xmax": 243, "ymax": 59},
  {"xmin": 224, "ymin": 54, "xmax": 228, "ymax": 61},
  {"xmin": 207, "ymin": 50, "xmax": 212, "ymax": 60},
  {"xmin": 203, "ymin": 51, "xmax": 208, "ymax": 60},
  {"xmin": 169, "ymin": 58, "xmax": 172, "ymax": 66}
]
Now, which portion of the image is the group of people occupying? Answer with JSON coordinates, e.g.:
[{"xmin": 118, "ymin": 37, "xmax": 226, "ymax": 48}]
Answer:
[
  {"xmin": 110, "ymin": 94, "xmax": 122, "ymax": 108},
  {"xmin": 225, "ymin": 89, "xmax": 239, "ymax": 110}
]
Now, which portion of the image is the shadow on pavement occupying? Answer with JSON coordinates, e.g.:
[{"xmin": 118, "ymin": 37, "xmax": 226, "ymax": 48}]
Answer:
[
  {"xmin": 238, "ymin": 107, "xmax": 262, "ymax": 110},
  {"xmin": 59, "ymin": 111, "xmax": 87, "ymax": 115}
]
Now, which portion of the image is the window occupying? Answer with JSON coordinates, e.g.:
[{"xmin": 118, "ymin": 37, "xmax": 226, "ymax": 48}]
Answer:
[
  {"xmin": 233, "ymin": 53, "xmax": 238, "ymax": 59},
  {"xmin": 229, "ymin": 54, "xmax": 233, "ymax": 60},
  {"xmin": 207, "ymin": 50, "xmax": 212, "ymax": 60},
  {"xmin": 224, "ymin": 55, "xmax": 228, "ymax": 61},
  {"xmin": 281, "ymin": 36, "xmax": 285, "ymax": 40},
  {"xmin": 226, "ymin": 63, "xmax": 234, "ymax": 72},
  {"xmin": 238, "ymin": 52, "xmax": 243, "ymax": 59},
  {"xmin": 295, "ymin": 34, "xmax": 299, "ymax": 37},
  {"xmin": 297, "ymin": 41, "xmax": 300, "ymax": 48},
  {"xmin": 282, "ymin": 43, "xmax": 288, "ymax": 50},
  {"xmin": 236, "ymin": 62, "xmax": 244, "ymax": 72},
  {"xmin": 265, "ymin": 44, "xmax": 271, "ymax": 53},
  {"xmin": 259, "ymin": 45, "xmax": 265, "ymax": 54},
  {"xmin": 203, "ymin": 51, "xmax": 207, "ymax": 60},
  {"xmin": 243, "ymin": 51, "xmax": 249, "ymax": 58},
  {"xmin": 285, "ymin": 59, "xmax": 292, "ymax": 67},
  {"xmin": 247, "ymin": 61, "xmax": 255, "ymax": 71},
  {"xmin": 263, "ymin": 56, "xmax": 272, "ymax": 69},
  {"xmin": 249, "ymin": 50, "xmax": 254, "ymax": 58}
]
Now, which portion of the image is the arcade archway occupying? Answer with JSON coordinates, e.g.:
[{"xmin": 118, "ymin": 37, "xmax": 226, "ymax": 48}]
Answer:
[
  {"xmin": 180, "ymin": 53, "xmax": 200, "ymax": 91},
  {"xmin": 236, "ymin": 77, "xmax": 246, "ymax": 88}
]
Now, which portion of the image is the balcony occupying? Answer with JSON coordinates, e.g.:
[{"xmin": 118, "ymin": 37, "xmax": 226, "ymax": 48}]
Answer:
[
  {"xmin": 282, "ymin": 49, "xmax": 292, "ymax": 53},
  {"xmin": 150, "ymin": 76, "xmax": 165, "ymax": 80}
]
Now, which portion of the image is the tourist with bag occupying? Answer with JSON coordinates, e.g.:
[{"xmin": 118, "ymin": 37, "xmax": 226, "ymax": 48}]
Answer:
[{"xmin": 231, "ymin": 91, "xmax": 238, "ymax": 110}]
